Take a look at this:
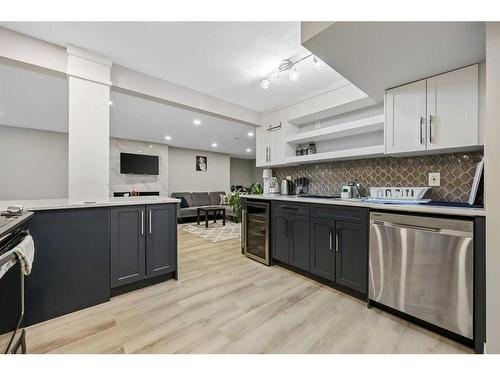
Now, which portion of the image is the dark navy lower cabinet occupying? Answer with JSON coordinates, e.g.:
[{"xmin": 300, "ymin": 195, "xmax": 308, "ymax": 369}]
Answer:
[
  {"xmin": 334, "ymin": 221, "xmax": 368, "ymax": 294},
  {"xmin": 146, "ymin": 204, "xmax": 177, "ymax": 278},
  {"xmin": 271, "ymin": 202, "xmax": 369, "ymax": 298},
  {"xmin": 24, "ymin": 208, "xmax": 110, "ymax": 326},
  {"xmin": 111, "ymin": 204, "xmax": 177, "ymax": 289},
  {"xmin": 272, "ymin": 213, "xmax": 290, "ymax": 263},
  {"xmin": 110, "ymin": 205, "xmax": 146, "ymax": 288},
  {"xmin": 310, "ymin": 217, "xmax": 335, "ymax": 281},
  {"xmin": 289, "ymin": 215, "xmax": 310, "ymax": 272},
  {"xmin": 272, "ymin": 211, "xmax": 310, "ymax": 272}
]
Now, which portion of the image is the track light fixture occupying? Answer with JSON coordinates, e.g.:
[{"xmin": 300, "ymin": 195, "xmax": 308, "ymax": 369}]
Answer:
[{"xmin": 259, "ymin": 54, "xmax": 324, "ymax": 89}]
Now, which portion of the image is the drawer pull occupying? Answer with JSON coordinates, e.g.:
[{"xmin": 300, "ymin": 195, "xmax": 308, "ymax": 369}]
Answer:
[{"xmin": 281, "ymin": 206, "xmax": 298, "ymax": 210}]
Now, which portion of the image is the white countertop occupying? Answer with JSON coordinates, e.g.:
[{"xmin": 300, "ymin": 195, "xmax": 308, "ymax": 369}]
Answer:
[
  {"xmin": 0, "ymin": 196, "xmax": 180, "ymax": 212},
  {"xmin": 243, "ymin": 194, "xmax": 485, "ymax": 217}
]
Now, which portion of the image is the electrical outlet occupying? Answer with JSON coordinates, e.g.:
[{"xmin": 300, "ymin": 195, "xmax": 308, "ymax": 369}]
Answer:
[
  {"xmin": 428, "ymin": 172, "xmax": 441, "ymax": 187},
  {"xmin": 314, "ymin": 120, "xmax": 321, "ymax": 129}
]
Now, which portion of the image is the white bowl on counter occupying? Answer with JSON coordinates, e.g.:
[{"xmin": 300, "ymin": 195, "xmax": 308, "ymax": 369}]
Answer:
[{"xmin": 369, "ymin": 187, "xmax": 431, "ymax": 200}]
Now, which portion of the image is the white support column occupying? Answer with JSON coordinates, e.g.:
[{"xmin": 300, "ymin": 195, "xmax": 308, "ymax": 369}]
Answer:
[
  {"xmin": 67, "ymin": 46, "xmax": 112, "ymax": 202},
  {"xmin": 485, "ymin": 22, "xmax": 500, "ymax": 354}
]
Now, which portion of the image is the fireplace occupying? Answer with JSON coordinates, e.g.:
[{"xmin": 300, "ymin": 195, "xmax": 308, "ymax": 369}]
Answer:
[{"xmin": 113, "ymin": 191, "xmax": 160, "ymax": 197}]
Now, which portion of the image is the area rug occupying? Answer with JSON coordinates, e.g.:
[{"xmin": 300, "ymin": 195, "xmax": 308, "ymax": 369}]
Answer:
[{"xmin": 179, "ymin": 221, "xmax": 241, "ymax": 242}]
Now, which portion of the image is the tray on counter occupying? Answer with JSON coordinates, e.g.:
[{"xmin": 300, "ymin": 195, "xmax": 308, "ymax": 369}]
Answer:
[{"xmin": 362, "ymin": 198, "xmax": 431, "ymax": 205}]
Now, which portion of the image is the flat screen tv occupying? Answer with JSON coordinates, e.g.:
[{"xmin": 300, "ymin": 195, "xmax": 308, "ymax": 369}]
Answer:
[{"xmin": 120, "ymin": 152, "xmax": 159, "ymax": 175}]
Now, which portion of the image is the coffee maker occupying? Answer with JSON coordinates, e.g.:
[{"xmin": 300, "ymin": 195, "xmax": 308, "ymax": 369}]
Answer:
[
  {"xmin": 294, "ymin": 177, "xmax": 309, "ymax": 196},
  {"xmin": 262, "ymin": 168, "xmax": 272, "ymax": 195}
]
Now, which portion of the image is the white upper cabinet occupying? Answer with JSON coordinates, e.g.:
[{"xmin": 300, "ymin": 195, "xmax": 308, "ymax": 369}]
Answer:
[
  {"xmin": 385, "ymin": 79, "xmax": 427, "ymax": 154},
  {"xmin": 256, "ymin": 112, "xmax": 285, "ymax": 167},
  {"xmin": 385, "ymin": 64, "xmax": 480, "ymax": 155},
  {"xmin": 255, "ymin": 125, "xmax": 270, "ymax": 167},
  {"xmin": 426, "ymin": 64, "xmax": 479, "ymax": 150}
]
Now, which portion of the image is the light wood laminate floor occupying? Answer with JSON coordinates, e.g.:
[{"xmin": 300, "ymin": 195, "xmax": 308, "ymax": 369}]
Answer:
[{"xmin": 1, "ymin": 230, "xmax": 472, "ymax": 354}]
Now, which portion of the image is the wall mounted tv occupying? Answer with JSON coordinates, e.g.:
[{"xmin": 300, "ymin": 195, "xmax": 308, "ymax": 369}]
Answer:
[{"xmin": 120, "ymin": 152, "xmax": 159, "ymax": 175}]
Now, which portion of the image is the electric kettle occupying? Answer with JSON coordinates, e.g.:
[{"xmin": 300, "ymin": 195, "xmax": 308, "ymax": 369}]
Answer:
[{"xmin": 281, "ymin": 179, "xmax": 294, "ymax": 195}]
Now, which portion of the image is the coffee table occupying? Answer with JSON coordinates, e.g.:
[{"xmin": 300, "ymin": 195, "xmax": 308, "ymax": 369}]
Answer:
[{"xmin": 197, "ymin": 207, "xmax": 226, "ymax": 228}]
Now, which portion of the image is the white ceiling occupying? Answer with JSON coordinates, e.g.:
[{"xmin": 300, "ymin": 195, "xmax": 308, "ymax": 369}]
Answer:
[
  {"xmin": 0, "ymin": 62, "xmax": 256, "ymax": 159},
  {"xmin": 0, "ymin": 22, "xmax": 345, "ymax": 112},
  {"xmin": 110, "ymin": 89, "xmax": 256, "ymax": 159}
]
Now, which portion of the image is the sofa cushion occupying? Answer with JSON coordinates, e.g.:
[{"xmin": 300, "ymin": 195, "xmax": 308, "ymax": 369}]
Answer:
[
  {"xmin": 192, "ymin": 192, "xmax": 211, "ymax": 207},
  {"xmin": 171, "ymin": 192, "xmax": 192, "ymax": 207},
  {"xmin": 209, "ymin": 191, "xmax": 225, "ymax": 205},
  {"xmin": 179, "ymin": 197, "xmax": 189, "ymax": 208}
]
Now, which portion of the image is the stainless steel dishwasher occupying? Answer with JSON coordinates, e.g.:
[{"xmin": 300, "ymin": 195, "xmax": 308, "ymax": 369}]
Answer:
[{"xmin": 369, "ymin": 211, "xmax": 474, "ymax": 339}]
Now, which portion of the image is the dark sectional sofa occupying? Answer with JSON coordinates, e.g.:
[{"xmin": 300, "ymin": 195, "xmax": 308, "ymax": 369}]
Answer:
[{"xmin": 170, "ymin": 191, "xmax": 234, "ymax": 221}]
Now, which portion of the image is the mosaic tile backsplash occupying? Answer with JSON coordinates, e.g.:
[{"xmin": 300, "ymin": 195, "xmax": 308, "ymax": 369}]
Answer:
[{"xmin": 273, "ymin": 151, "xmax": 483, "ymax": 202}]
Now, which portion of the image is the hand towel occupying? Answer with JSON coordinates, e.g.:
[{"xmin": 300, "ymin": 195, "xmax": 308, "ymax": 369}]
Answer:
[{"xmin": 14, "ymin": 235, "xmax": 35, "ymax": 276}]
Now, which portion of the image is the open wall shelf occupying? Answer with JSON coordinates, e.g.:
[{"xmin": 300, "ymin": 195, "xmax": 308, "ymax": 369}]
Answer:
[
  {"xmin": 286, "ymin": 114, "xmax": 384, "ymax": 145},
  {"xmin": 285, "ymin": 145, "xmax": 385, "ymax": 165}
]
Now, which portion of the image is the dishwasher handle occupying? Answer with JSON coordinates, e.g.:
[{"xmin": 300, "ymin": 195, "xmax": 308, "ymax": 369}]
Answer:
[
  {"xmin": 371, "ymin": 219, "xmax": 473, "ymax": 237},
  {"xmin": 372, "ymin": 220, "xmax": 438, "ymax": 233}
]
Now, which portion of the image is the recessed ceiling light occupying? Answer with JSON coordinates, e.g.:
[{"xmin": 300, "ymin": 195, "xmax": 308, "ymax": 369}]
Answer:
[
  {"xmin": 260, "ymin": 79, "xmax": 270, "ymax": 90},
  {"xmin": 247, "ymin": 131, "xmax": 254, "ymax": 137},
  {"xmin": 165, "ymin": 136, "xmax": 172, "ymax": 141},
  {"xmin": 193, "ymin": 119, "xmax": 202, "ymax": 126},
  {"xmin": 138, "ymin": 150, "xmax": 142, "ymax": 153},
  {"xmin": 108, "ymin": 100, "xmax": 113, "ymax": 106},
  {"xmin": 246, "ymin": 148, "xmax": 252, "ymax": 153},
  {"xmin": 212, "ymin": 143, "xmax": 218, "ymax": 147},
  {"xmin": 148, "ymin": 145, "xmax": 153, "ymax": 148}
]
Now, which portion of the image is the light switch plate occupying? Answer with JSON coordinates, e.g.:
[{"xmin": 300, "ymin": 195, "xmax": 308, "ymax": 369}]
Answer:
[{"xmin": 429, "ymin": 172, "xmax": 441, "ymax": 187}]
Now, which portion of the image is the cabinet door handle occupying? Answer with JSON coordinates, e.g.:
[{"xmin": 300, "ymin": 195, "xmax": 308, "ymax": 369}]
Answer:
[
  {"xmin": 335, "ymin": 229, "xmax": 339, "ymax": 252},
  {"xmin": 149, "ymin": 210, "xmax": 152, "ymax": 234},
  {"xmin": 141, "ymin": 210, "xmax": 144, "ymax": 235},
  {"xmin": 329, "ymin": 228, "xmax": 333, "ymax": 251},
  {"xmin": 281, "ymin": 205, "xmax": 298, "ymax": 210},
  {"xmin": 428, "ymin": 115, "xmax": 433, "ymax": 143},
  {"xmin": 419, "ymin": 116, "xmax": 424, "ymax": 144},
  {"xmin": 242, "ymin": 209, "xmax": 246, "ymax": 249}
]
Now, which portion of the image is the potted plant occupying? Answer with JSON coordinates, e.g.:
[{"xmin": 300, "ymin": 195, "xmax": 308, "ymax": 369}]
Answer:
[{"xmin": 228, "ymin": 183, "xmax": 263, "ymax": 223}]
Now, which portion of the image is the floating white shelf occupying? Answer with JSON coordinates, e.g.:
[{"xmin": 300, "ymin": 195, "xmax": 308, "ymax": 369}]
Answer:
[
  {"xmin": 285, "ymin": 114, "xmax": 384, "ymax": 145},
  {"xmin": 285, "ymin": 145, "xmax": 385, "ymax": 165}
]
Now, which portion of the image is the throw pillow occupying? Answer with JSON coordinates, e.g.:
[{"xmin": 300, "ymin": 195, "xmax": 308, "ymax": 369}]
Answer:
[
  {"xmin": 220, "ymin": 194, "xmax": 229, "ymax": 205},
  {"xmin": 179, "ymin": 197, "xmax": 189, "ymax": 208}
]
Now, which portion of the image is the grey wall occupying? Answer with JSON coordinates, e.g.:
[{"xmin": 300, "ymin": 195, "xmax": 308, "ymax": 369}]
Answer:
[
  {"xmin": 109, "ymin": 137, "xmax": 169, "ymax": 196},
  {"xmin": 230, "ymin": 158, "xmax": 261, "ymax": 188},
  {"xmin": 168, "ymin": 146, "xmax": 230, "ymax": 193},
  {"xmin": 0, "ymin": 125, "xmax": 68, "ymax": 200}
]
